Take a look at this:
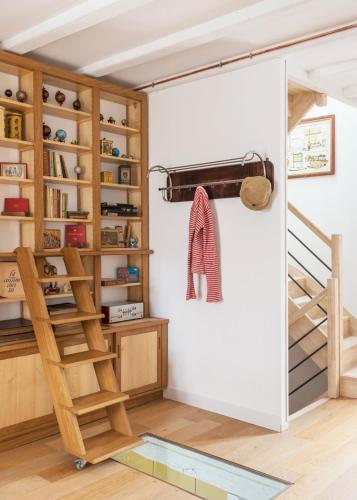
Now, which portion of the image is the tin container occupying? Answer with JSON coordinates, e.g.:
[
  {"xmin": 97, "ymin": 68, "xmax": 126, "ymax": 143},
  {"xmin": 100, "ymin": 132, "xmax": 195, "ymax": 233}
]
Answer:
[
  {"xmin": 6, "ymin": 112, "xmax": 23, "ymax": 140},
  {"xmin": 0, "ymin": 106, "xmax": 5, "ymax": 138}
]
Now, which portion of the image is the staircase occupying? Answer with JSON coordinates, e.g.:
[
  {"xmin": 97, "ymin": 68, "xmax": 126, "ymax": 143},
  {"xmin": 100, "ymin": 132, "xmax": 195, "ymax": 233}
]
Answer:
[
  {"xmin": 288, "ymin": 203, "xmax": 357, "ymax": 413},
  {"xmin": 15, "ymin": 246, "xmax": 143, "ymax": 468}
]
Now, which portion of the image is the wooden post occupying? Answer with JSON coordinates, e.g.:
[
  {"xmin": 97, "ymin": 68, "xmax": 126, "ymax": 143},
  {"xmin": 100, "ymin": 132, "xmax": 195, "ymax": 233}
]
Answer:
[
  {"xmin": 327, "ymin": 278, "xmax": 340, "ymax": 397},
  {"xmin": 331, "ymin": 234, "xmax": 343, "ymax": 380}
]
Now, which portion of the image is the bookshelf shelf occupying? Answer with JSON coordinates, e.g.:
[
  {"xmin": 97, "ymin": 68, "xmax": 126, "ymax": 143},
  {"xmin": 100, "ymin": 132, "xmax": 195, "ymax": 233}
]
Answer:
[
  {"xmin": 43, "ymin": 140, "xmax": 91, "ymax": 154},
  {"xmin": 100, "ymin": 122, "xmax": 140, "ymax": 136},
  {"xmin": 0, "ymin": 97, "xmax": 33, "ymax": 113},
  {"xmin": 44, "ymin": 217, "xmax": 93, "ymax": 223},
  {"xmin": 0, "ymin": 296, "xmax": 26, "ymax": 304},
  {"xmin": 100, "ymin": 154, "xmax": 140, "ymax": 165},
  {"xmin": 0, "ymin": 176, "xmax": 34, "ymax": 185},
  {"xmin": 101, "ymin": 281, "xmax": 142, "ymax": 288},
  {"xmin": 0, "ymin": 215, "xmax": 34, "ymax": 222},
  {"xmin": 43, "ymin": 176, "xmax": 91, "ymax": 186},
  {"xmin": 100, "ymin": 182, "xmax": 141, "ymax": 191},
  {"xmin": 101, "ymin": 215, "xmax": 142, "ymax": 221},
  {"xmin": 0, "ymin": 138, "xmax": 33, "ymax": 151},
  {"xmin": 43, "ymin": 103, "xmax": 92, "ymax": 121}
]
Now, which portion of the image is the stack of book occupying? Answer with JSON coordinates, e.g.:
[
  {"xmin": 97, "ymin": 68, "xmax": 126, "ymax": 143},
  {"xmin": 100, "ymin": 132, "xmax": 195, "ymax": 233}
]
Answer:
[
  {"xmin": 44, "ymin": 150, "xmax": 69, "ymax": 178},
  {"xmin": 45, "ymin": 186, "xmax": 68, "ymax": 218}
]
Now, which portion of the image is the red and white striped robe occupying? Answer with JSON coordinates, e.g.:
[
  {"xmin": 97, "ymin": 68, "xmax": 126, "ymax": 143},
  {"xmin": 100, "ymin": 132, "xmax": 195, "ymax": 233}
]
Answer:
[{"xmin": 186, "ymin": 186, "xmax": 222, "ymax": 302}]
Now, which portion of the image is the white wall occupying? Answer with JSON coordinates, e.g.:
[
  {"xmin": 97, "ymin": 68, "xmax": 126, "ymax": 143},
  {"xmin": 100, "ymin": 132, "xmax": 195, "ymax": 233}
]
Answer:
[
  {"xmin": 148, "ymin": 59, "xmax": 287, "ymax": 431},
  {"xmin": 288, "ymin": 97, "xmax": 357, "ymax": 317}
]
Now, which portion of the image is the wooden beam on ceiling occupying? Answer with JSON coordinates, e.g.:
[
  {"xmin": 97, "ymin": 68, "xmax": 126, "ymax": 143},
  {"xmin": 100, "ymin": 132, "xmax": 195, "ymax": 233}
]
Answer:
[
  {"xmin": 1, "ymin": 0, "xmax": 155, "ymax": 54},
  {"xmin": 78, "ymin": 0, "xmax": 309, "ymax": 76},
  {"xmin": 308, "ymin": 59, "xmax": 357, "ymax": 81},
  {"xmin": 288, "ymin": 90, "xmax": 327, "ymax": 133}
]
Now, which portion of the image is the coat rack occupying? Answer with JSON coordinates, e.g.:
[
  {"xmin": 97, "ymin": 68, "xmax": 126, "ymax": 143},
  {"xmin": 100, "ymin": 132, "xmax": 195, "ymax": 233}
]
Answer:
[{"xmin": 148, "ymin": 151, "xmax": 274, "ymax": 202}]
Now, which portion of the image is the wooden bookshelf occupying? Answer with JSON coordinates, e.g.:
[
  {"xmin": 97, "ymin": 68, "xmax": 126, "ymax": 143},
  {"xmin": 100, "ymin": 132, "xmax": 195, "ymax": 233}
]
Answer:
[{"xmin": 0, "ymin": 48, "xmax": 149, "ymax": 322}]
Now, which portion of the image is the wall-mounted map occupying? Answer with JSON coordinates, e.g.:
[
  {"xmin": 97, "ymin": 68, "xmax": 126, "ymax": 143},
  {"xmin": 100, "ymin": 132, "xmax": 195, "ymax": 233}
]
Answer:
[{"xmin": 288, "ymin": 114, "xmax": 335, "ymax": 178}]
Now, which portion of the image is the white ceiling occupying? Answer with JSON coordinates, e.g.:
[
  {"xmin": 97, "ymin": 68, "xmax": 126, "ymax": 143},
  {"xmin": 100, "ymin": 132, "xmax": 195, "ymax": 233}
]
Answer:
[{"xmin": 1, "ymin": 0, "xmax": 357, "ymax": 102}]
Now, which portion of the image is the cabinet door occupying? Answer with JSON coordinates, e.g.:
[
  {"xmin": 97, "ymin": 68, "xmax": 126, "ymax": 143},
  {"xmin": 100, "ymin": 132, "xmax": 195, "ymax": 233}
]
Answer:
[
  {"xmin": 63, "ymin": 343, "xmax": 100, "ymax": 398},
  {"xmin": 119, "ymin": 329, "xmax": 161, "ymax": 395},
  {"xmin": 0, "ymin": 353, "xmax": 53, "ymax": 428}
]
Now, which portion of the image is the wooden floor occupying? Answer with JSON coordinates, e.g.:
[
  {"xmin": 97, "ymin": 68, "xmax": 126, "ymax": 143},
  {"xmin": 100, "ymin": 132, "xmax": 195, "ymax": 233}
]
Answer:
[{"xmin": 1, "ymin": 398, "xmax": 357, "ymax": 499}]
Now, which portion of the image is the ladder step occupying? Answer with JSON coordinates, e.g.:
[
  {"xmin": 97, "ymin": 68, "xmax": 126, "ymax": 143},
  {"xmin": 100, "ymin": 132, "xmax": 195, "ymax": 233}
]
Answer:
[
  {"xmin": 67, "ymin": 390, "xmax": 129, "ymax": 415},
  {"xmin": 49, "ymin": 349, "xmax": 117, "ymax": 368},
  {"xmin": 48, "ymin": 311, "xmax": 104, "ymax": 325},
  {"xmin": 38, "ymin": 275, "xmax": 93, "ymax": 283},
  {"xmin": 82, "ymin": 430, "xmax": 143, "ymax": 464}
]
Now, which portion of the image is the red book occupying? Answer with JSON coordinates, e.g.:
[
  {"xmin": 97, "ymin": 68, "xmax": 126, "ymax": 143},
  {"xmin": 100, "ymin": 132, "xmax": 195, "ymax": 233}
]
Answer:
[
  {"xmin": 65, "ymin": 225, "xmax": 86, "ymax": 248},
  {"xmin": 4, "ymin": 198, "xmax": 29, "ymax": 215}
]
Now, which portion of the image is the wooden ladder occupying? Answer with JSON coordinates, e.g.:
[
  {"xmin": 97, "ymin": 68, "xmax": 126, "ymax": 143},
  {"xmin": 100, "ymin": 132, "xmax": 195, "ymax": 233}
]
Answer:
[{"xmin": 15, "ymin": 246, "xmax": 143, "ymax": 468}]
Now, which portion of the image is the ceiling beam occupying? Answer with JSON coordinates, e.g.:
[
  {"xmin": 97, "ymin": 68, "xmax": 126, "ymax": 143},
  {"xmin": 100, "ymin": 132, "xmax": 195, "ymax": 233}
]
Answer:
[
  {"xmin": 78, "ymin": 0, "xmax": 309, "ymax": 76},
  {"xmin": 343, "ymin": 84, "xmax": 357, "ymax": 99},
  {"xmin": 308, "ymin": 59, "xmax": 357, "ymax": 81},
  {"xmin": 1, "ymin": 0, "xmax": 155, "ymax": 54}
]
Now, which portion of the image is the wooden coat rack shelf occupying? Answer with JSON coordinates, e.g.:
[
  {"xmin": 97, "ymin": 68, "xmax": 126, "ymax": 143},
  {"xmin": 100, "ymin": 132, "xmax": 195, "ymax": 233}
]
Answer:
[{"xmin": 149, "ymin": 151, "xmax": 274, "ymax": 203}]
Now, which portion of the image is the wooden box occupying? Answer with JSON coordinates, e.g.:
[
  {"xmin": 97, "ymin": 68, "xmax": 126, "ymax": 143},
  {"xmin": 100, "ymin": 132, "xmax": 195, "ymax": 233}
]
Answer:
[{"xmin": 0, "ymin": 263, "xmax": 25, "ymax": 298}]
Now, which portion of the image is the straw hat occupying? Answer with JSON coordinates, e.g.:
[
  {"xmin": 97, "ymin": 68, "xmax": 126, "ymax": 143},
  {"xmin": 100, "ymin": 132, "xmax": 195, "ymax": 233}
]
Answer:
[{"xmin": 240, "ymin": 175, "xmax": 272, "ymax": 211}]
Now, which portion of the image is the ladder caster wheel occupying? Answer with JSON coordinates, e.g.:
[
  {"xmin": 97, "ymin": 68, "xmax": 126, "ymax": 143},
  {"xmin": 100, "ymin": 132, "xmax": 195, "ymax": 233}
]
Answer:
[{"xmin": 74, "ymin": 458, "xmax": 87, "ymax": 470}]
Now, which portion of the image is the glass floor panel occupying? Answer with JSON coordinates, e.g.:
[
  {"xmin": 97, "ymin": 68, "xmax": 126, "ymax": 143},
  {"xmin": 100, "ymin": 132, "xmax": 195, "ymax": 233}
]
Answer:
[{"xmin": 112, "ymin": 434, "xmax": 291, "ymax": 499}]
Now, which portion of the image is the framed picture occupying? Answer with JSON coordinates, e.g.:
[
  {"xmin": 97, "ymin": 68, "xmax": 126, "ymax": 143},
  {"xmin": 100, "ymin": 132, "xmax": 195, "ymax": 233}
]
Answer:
[
  {"xmin": 43, "ymin": 229, "xmax": 61, "ymax": 249},
  {"xmin": 288, "ymin": 115, "xmax": 335, "ymax": 179},
  {"xmin": 118, "ymin": 165, "xmax": 131, "ymax": 185},
  {"xmin": 0, "ymin": 162, "xmax": 27, "ymax": 179},
  {"xmin": 100, "ymin": 138, "xmax": 113, "ymax": 155}
]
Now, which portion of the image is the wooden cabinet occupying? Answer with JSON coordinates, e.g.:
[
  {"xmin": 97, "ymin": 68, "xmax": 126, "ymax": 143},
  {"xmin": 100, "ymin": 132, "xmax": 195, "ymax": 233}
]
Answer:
[
  {"xmin": 115, "ymin": 319, "xmax": 168, "ymax": 398},
  {"xmin": 0, "ymin": 318, "xmax": 168, "ymax": 450}
]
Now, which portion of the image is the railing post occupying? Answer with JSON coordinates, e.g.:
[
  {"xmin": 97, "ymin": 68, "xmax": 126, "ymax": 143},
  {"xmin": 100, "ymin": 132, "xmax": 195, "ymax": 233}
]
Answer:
[
  {"xmin": 327, "ymin": 278, "xmax": 340, "ymax": 397},
  {"xmin": 330, "ymin": 233, "xmax": 343, "ymax": 397}
]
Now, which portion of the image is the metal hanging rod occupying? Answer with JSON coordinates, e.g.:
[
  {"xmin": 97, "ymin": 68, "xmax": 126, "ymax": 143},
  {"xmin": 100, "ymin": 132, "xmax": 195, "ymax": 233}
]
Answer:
[{"xmin": 148, "ymin": 150, "xmax": 267, "ymax": 201}]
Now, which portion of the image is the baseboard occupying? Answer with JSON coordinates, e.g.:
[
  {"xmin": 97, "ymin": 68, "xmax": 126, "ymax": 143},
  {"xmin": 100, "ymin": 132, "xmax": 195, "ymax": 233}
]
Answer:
[
  {"xmin": 289, "ymin": 397, "xmax": 329, "ymax": 421},
  {"xmin": 164, "ymin": 387, "xmax": 284, "ymax": 432}
]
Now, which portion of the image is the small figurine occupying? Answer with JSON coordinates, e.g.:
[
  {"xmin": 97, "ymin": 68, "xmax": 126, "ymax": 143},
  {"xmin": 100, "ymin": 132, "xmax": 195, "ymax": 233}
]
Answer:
[
  {"xmin": 100, "ymin": 113, "xmax": 104, "ymax": 121},
  {"xmin": 128, "ymin": 236, "xmax": 138, "ymax": 248},
  {"xmin": 54, "ymin": 129, "xmax": 67, "ymax": 142},
  {"xmin": 112, "ymin": 147, "xmax": 120, "ymax": 157},
  {"xmin": 55, "ymin": 90, "xmax": 66, "ymax": 106},
  {"xmin": 42, "ymin": 86, "xmax": 49, "ymax": 103},
  {"xmin": 74, "ymin": 165, "xmax": 82, "ymax": 180},
  {"xmin": 16, "ymin": 90, "xmax": 27, "ymax": 103},
  {"xmin": 121, "ymin": 118, "xmax": 129, "ymax": 127},
  {"xmin": 121, "ymin": 154, "xmax": 128, "ymax": 159},
  {"xmin": 43, "ymin": 123, "xmax": 51, "ymax": 139},
  {"xmin": 4, "ymin": 89, "xmax": 12, "ymax": 98},
  {"xmin": 72, "ymin": 99, "xmax": 81, "ymax": 111},
  {"xmin": 107, "ymin": 116, "xmax": 116, "ymax": 124},
  {"xmin": 44, "ymin": 259, "xmax": 57, "ymax": 277},
  {"xmin": 44, "ymin": 283, "xmax": 60, "ymax": 295},
  {"xmin": 71, "ymin": 139, "xmax": 78, "ymax": 145}
]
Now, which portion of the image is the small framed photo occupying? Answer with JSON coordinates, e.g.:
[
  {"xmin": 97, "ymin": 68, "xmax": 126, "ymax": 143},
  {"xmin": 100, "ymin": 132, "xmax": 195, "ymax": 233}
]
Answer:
[
  {"xmin": 101, "ymin": 227, "xmax": 122, "ymax": 248},
  {"xmin": 100, "ymin": 138, "xmax": 113, "ymax": 155},
  {"xmin": 43, "ymin": 229, "xmax": 61, "ymax": 249},
  {"xmin": 118, "ymin": 165, "xmax": 131, "ymax": 185},
  {"xmin": 0, "ymin": 162, "xmax": 27, "ymax": 179}
]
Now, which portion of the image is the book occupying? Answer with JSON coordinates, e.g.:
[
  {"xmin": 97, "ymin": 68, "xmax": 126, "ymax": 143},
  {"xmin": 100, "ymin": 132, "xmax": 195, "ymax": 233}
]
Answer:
[
  {"xmin": 54, "ymin": 153, "xmax": 63, "ymax": 177},
  {"xmin": 45, "ymin": 187, "xmax": 69, "ymax": 219},
  {"xmin": 43, "ymin": 229, "xmax": 61, "ymax": 249},
  {"xmin": 49, "ymin": 151, "xmax": 55, "ymax": 177},
  {"xmin": 65, "ymin": 224, "xmax": 87, "ymax": 248},
  {"xmin": 43, "ymin": 150, "xmax": 50, "ymax": 176},
  {"xmin": 61, "ymin": 193, "xmax": 68, "ymax": 218},
  {"xmin": 3, "ymin": 198, "xmax": 29, "ymax": 215},
  {"xmin": 0, "ymin": 263, "xmax": 25, "ymax": 298},
  {"xmin": 60, "ymin": 155, "xmax": 68, "ymax": 178},
  {"xmin": 67, "ymin": 210, "xmax": 89, "ymax": 219}
]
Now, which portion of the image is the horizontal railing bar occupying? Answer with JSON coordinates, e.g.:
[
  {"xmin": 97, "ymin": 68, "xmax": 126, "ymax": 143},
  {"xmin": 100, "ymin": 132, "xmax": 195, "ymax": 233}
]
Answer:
[
  {"xmin": 289, "ymin": 367, "xmax": 327, "ymax": 396},
  {"xmin": 289, "ymin": 342, "xmax": 327, "ymax": 373},
  {"xmin": 289, "ymin": 317, "xmax": 327, "ymax": 349},
  {"xmin": 288, "ymin": 229, "xmax": 332, "ymax": 271},
  {"xmin": 288, "ymin": 202, "xmax": 332, "ymax": 247},
  {"xmin": 288, "ymin": 252, "xmax": 326, "ymax": 291}
]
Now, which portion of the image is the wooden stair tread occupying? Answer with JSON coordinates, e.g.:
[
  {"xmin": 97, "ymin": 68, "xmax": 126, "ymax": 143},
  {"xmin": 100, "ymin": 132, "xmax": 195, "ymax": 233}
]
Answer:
[
  {"xmin": 48, "ymin": 311, "xmax": 104, "ymax": 325},
  {"xmin": 67, "ymin": 390, "xmax": 129, "ymax": 415},
  {"xmin": 49, "ymin": 349, "xmax": 117, "ymax": 368},
  {"xmin": 82, "ymin": 430, "xmax": 143, "ymax": 464},
  {"xmin": 38, "ymin": 275, "xmax": 93, "ymax": 283}
]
